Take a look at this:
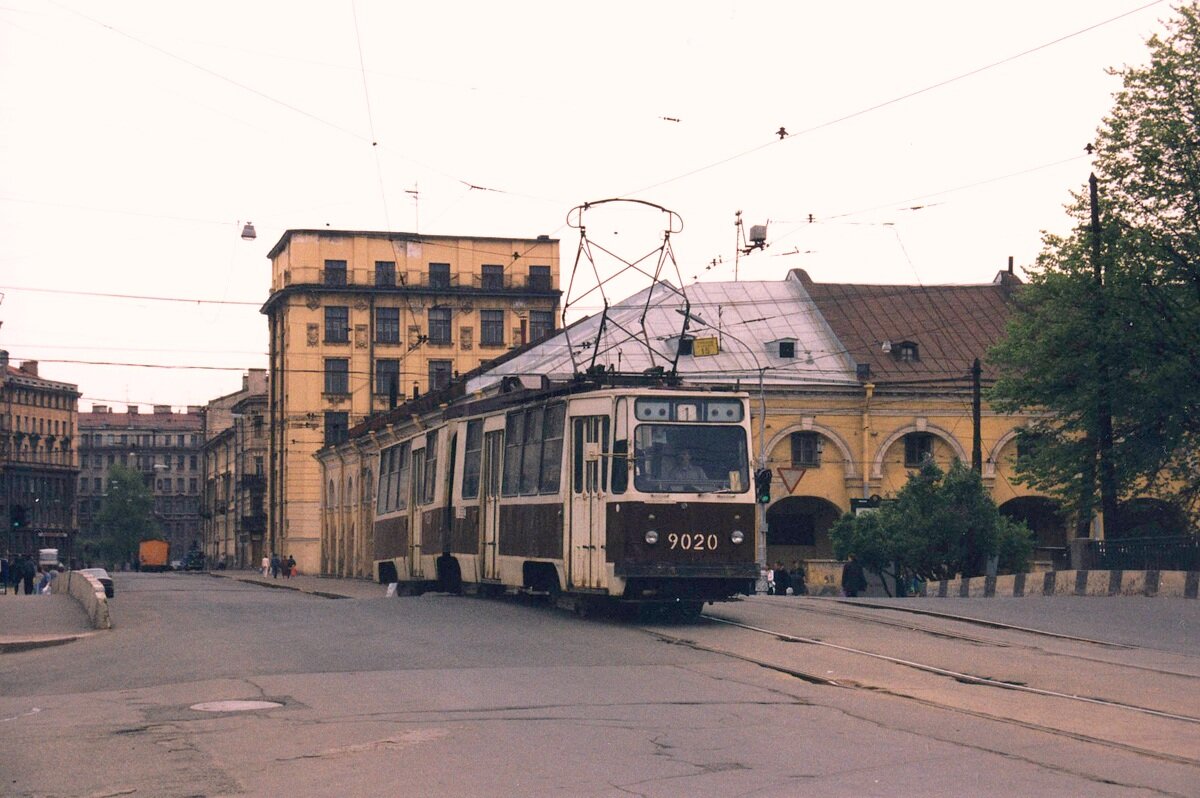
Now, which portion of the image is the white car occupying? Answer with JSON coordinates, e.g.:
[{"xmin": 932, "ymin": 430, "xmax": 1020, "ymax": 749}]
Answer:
[{"xmin": 79, "ymin": 568, "xmax": 114, "ymax": 598}]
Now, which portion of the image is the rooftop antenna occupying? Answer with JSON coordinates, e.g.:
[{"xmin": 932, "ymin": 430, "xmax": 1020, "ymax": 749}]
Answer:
[
  {"xmin": 405, "ymin": 183, "xmax": 420, "ymax": 233},
  {"xmin": 733, "ymin": 212, "xmax": 769, "ymax": 281}
]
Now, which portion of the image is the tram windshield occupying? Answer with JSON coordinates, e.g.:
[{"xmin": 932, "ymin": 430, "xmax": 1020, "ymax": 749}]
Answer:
[{"xmin": 632, "ymin": 424, "xmax": 749, "ymax": 494}]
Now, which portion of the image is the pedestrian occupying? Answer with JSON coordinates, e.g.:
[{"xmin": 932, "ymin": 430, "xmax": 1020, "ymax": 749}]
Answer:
[
  {"xmin": 841, "ymin": 554, "xmax": 868, "ymax": 598},
  {"xmin": 285, "ymin": 555, "xmax": 296, "ymax": 578},
  {"xmin": 261, "ymin": 554, "xmax": 270, "ymax": 577},
  {"xmin": 791, "ymin": 559, "xmax": 807, "ymax": 596},
  {"xmin": 21, "ymin": 556, "xmax": 36, "ymax": 595},
  {"xmin": 773, "ymin": 561, "xmax": 791, "ymax": 597},
  {"xmin": 270, "ymin": 553, "xmax": 281, "ymax": 579},
  {"xmin": 765, "ymin": 564, "xmax": 775, "ymax": 595}
]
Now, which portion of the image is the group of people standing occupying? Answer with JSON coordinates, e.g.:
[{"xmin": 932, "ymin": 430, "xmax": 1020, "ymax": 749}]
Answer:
[
  {"xmin": 2, "ymin": 555, "xmax": 61, "ymax": 595},
  {"xmin": 766, "ymin": 560, "xmax": 807, "ymax": 596},
  {"xmin": 763, "ymin": 555, "xmax": 871, "ymax": 598},
  {"xmin": 261, "ymin": 553, "xmax": 296, "ymax": 579}
]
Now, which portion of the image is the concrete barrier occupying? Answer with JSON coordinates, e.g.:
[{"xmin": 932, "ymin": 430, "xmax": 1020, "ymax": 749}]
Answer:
[
  {"xmin": 51, "ymin": 570, "xmax": 112, "ymax": 629},
  {"xmin": 923, "ymin": 569, "xmax": 1199, "ymax": 599}
]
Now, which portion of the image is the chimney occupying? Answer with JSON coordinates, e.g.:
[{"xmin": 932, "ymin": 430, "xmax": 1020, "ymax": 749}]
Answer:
[
  {"xmin": 127, "ymin": 406, "xmax": 139, "ymax": 414},
  {"xmin": 19, "ymin": 360, "xmax": 38, "ymax": 377},
  {"xmin": 1008, "ymin": 255, "xmax": 1014, "ymax": 275},
  {"xmin": 93, "ymin": 404, "xmax": 110, "ymax": 414},
  {"xmin": 153, "ymin": 405, "xmax": 172, "ymax": 415},
  {"xmin": 0, "ymin": 350, "xmax": 8, "ymax": 370},
  {"xmin": 187, "ymin": 405, "xmax": 203, "ymax": 414}
]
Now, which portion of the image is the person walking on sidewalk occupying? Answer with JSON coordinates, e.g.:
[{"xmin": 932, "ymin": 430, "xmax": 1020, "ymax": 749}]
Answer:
[
  {"xmin": 270, "ymin": 553, "xmax": 281, "ymax": 579},
  {"xmin": 21, "ymin": 556, "xmax": 37, "ymax": 595},
  {"xmin": 285, "ymin": 555, "xmax": 296, "ymax": 579},
  {"xmin": 841, "ymin": 554, "xmax": 867, "ymax": 598},
  {"xmin": 261, "ymin": 555, "xmax": 269, "ymax": 577}
]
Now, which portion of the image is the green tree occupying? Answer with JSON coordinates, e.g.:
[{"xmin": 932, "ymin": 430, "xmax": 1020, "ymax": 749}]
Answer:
[
  {"xmin": 990, "ymin": 3, "xmax": 1200, "ymax": 529},
  {"xmin": 89, "ymin": 464, "xmax": 159, "ymax": 568},
  {"xmin": 830, "ymin": 461, "xmax": 1033, "ymax": 592}
]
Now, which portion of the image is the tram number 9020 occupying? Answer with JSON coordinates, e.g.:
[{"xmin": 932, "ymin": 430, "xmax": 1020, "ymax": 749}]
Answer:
[{"xmin": 667, "ymin": 532, "xmax": 719, "ymax": 551}]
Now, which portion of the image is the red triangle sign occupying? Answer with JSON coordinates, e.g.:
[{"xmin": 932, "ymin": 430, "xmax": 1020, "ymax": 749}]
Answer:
[{"xmin": 777, "ymin": 467, "xmax": 807, "ymax": 493}]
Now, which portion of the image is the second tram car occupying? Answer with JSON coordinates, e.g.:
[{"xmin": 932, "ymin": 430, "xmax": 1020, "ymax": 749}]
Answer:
[{"xmin": 373, "ymin": 380, "xmax": 757, "ymax": 613}]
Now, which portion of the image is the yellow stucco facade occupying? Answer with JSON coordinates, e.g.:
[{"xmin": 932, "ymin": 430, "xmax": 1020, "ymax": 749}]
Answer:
[{"xmin": 263, "ymin": 230, "xmax": 560, "ymax": 574}]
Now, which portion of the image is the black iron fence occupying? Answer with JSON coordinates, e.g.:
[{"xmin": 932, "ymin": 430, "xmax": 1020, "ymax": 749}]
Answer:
[{"xmin": 1088, "ymin": 535, "xmax": 1200, "ymax": 571}]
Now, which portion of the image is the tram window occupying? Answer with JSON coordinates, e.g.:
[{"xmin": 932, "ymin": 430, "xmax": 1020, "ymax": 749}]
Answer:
[
  {"xmin": 502, "ymin": 412, "xmax": 524, "ymax": 496},
  {"xmin": 539, "ymin": 404, "xmax": 565, "ymax": 493},
  {"xmin": 462, "ymin": 421, "xmax": 483, "ymax": 499},
  {"xmin": 520, "ymin": 408, "xmax": 544, "ymax": 495},
  {"xmin": 611, "ymin": 439, "xmax": 628, "ymax": 494},
  {"xmin": 394, "ymin": 443, "xmax": 409, "ymax": 511},
  {"xmin": 422, "ymin": 434, "xmax": 439, "ymax": 505}
]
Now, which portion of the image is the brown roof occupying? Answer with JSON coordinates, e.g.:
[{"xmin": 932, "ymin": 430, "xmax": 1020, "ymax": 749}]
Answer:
[{"xmin": 794, "ymin": 268, "xmax": 1021, "ymax": 384}]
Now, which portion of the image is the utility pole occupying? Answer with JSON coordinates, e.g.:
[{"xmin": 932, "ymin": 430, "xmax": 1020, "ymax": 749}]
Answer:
[
  {"xmin": 971, "ymin": 358, "xmax": 982, "ymax": 473},
  {"xmin": 1090, "ymin": 173, "xmax": 1119, "ymax": 539}
]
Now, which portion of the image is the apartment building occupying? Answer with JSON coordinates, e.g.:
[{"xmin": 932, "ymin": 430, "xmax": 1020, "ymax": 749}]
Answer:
[
  {"xmin": 201, "ymin": 369, "xmax": 268, "ymax": 568},
  {"xmin": 78, "ymin": 405, "xmax": 204, "ymax": 565},
  {"xmin": 263, "ymin": 229, "xmax": 560, "ymax": 574},
  {"xmin": 1, "ymin": 352, "xmax": 80, "ymax": 563}
]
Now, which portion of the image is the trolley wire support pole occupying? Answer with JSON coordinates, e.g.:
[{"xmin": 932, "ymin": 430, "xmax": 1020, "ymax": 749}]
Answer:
[
  {"xmin": 1090, "ymin": 173, "xmax": 1118, "ymax": 539},
  {"xmin": 971, "ymin": 358, "xmax": 982, "ymax": 474}
]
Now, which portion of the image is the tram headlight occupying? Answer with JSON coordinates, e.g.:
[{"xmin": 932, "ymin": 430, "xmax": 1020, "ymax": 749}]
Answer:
[
  {"xmin": 645, "ymin": 530, "xmax": 659, "ymax": 545},
  {"xmin": 730, "ymin": 529, "xmax": 745, "ymax": 545}
]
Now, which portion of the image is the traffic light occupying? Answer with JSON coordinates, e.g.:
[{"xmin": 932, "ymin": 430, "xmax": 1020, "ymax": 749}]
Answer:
[
  {"xmin": 10, "ymin": 505, "xmax": 27, "ymax": 530},
  {"xmin": 755, "ymin": 469, "xmax": 772, "ymax": 504}
]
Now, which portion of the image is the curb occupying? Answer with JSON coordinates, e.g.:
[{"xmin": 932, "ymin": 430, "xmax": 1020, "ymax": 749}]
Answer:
[
  {"xmin": 922, "ymin": 569, "xmax": 1200, "ymax": 598},
  {"xmin": 0, "ymin": 634, "xmax": 85, "ymax": 654}
]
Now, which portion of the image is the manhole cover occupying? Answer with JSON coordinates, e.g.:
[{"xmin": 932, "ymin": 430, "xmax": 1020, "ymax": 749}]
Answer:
[{"xmin": 190, "ymin": 700, "xmax": 282, "ymax": 713}]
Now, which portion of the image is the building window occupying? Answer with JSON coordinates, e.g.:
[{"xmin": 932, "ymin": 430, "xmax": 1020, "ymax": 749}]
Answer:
[
  {"xmin": 428, "ymin": 307, "xmax": 452, "ymax": 344},
  {"xmin": 895, "ymin": 341, "xmax": 920, "ymax": 362},
  {"xmin": 324, "ymin": 358, "xmax": 349, "ymax": 395},
  {"xmin": 428, "ymin": 262, "xmax": 450, "ymax": 289},
  {"xmin": 904, "ymin": 432, "xmax": 934, "ymax": 467},
  {"xmin": 791, "ymin": 432, "xmax": 821, "ymax": 467},
  {"xmin": 375, "ymin": 261, "xmax": 396, "ymax": 286},
  {"xmin": 428, "ymin": 360, "xmax": 452, "ymax": 391},
  {"xmin": 324, "ymin": 259, "xmax": 347, "ymax": 287},
  {"xmin": 324, "ymin": 411, "xmax": 349, "ymax": 446},
  {"xmin": 376, "ymin": 358, "xmax": 400, "ymax": 396},
  {"xmin": 529, "ymin": 310, "xmax": 554, "ymax": 342},
  {"xmin": 481, "ymin": 309, "xmax": 504, "ymax": 346},
  {"xmin": 375, "ymin": 307, "xmax": 400, "ymax": 344},
  {"xmin": 325, "ymin": 306, "xmax": 349, "ymax": 343},
  {"xmin": 528, "ymin": 265, "xmax": 551, "ymax": 291},
  {"xmin": 481, "ymin": 264, "xmax": 504, "ymax": 290}
]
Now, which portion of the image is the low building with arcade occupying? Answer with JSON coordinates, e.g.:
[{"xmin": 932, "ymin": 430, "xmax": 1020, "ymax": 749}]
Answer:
[{"xmin": 313, "ymin": 267, "xmax": 1176, "ymax": 589}]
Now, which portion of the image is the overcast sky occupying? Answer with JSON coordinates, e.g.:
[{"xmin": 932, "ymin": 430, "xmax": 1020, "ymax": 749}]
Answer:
[{"xmin": 0, "ymin": 0, "xmax": 1175, "ymax": 410}]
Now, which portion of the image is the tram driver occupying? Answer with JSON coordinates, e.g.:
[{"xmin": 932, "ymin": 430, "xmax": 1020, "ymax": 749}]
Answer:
[{"xmin": 664, "ymin": 449, "xmax": 707, "ymax": 483}]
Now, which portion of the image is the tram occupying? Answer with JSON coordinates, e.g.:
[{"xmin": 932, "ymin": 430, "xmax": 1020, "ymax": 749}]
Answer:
[{"xmin": 372, "ymin": 377, "xmax": 758, "ymax": 613}]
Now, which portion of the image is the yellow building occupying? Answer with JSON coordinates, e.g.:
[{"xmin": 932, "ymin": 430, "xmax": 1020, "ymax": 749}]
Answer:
[
  {"xmin": 263, "ymin": 229, "xmax": 560, "ymax": 574},
  {"xmin": 2, "ymin": 352, "xmax": 80, "ymax": 564},
  {"xmin": 201, "ymin": 369, "xmax": 268, "ymax": 568}
]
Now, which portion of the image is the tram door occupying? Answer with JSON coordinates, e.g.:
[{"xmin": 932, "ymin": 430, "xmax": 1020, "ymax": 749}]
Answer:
[
  {"xmin": 481, "ymin": 430, "xmax": 504, "ymax": 580},
  {"xmin": 569, "ymin": 415, "xmax": 609, "ymax": 589},
  {"xmin": 409, "ymin": 445, "xmax": 426, "ymax": 579}
]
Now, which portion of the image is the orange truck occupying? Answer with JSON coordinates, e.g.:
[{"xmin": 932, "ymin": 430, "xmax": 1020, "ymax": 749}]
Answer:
[{"xmin": 138, "ymin": 539, "xmax": 170, "ymax": 572}]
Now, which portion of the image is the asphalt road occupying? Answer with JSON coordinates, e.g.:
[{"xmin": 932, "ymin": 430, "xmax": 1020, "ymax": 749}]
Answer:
[{"xmin": 1, "ymin": 573, "xmax": 1196, "ymax": 797}]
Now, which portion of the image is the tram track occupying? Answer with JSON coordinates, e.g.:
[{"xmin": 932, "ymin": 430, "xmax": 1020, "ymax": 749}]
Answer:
[
  {"xmin": 761, "ymin": 598, "xmax": 1200, "ymax": 680},
  {"xmin": 638, "ymin": 607, "xmax": 1200, "ymax": 773}
]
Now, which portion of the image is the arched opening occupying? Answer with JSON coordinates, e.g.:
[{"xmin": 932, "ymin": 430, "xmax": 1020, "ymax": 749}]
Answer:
[
  {"xmin": 999, "ymin": 496, "xmax": 1068, "ymax": 569},
  {"xmin": 765, "ymin": 496, "xmax": 843, "ymax": 560},
  {"xmin": 1112, "ymin": 498, "xmax": 1188, "ymax": 539}
]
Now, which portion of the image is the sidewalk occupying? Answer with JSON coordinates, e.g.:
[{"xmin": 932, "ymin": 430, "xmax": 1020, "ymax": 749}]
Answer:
[
  {"xmin": 0, "ymin": 571, "xmax": 388, "ymax": 653},
  {"xmin": 210, "ymin": 569, "xmax": 387, "ymax": 600},
  {"xmin": 0, "ymin": 592, "xmax": 94, "ymax": 653}
]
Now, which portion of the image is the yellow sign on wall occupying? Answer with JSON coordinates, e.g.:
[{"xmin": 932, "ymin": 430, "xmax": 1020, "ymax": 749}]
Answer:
[{"xmin": 693, "ymin": 337, "xmax": 720, "ymax": 357}]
